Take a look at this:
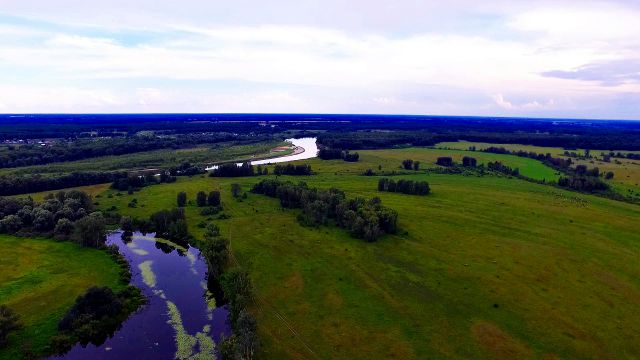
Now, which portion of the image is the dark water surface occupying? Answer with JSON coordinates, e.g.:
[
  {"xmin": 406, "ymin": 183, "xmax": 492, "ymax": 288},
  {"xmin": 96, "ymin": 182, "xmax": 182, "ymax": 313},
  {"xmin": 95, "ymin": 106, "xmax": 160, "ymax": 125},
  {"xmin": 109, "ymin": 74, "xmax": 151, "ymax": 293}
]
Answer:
[{"xmin": 57, "ymin": 231, "xmax": 230, "ymax": 359}]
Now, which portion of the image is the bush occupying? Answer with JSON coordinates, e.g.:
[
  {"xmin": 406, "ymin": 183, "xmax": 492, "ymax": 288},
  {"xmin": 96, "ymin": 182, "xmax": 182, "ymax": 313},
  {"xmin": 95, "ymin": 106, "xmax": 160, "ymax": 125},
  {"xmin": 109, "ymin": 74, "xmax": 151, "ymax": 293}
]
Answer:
[
  {"xmin": 207, "ymin": 191, "xmax": 221, "ymax": 207},
  {"xmin": 231, "ymin": 184, "xmax": 242, "ymax": 198},
  {"xmin": 54, "ymin": 218, "xmax": 74, "ymax": 240},
  {"xmin": 196, "ymin": 191, "xmax": 207, "ymax": 207},
  {"xmin": 177, "ymin": 192, "xmax": 187, "ymax": 207},
  {"xmin": 436, "ymin": 157, "xmax": 453, "ymax": 166},
  {"xmin": 73, "ymin": 212, "xmax": 107, "ymax": 248},
  {"xmin": 0, "ymin": 305, "xmax": 22, "ymax": 348},
  {"xmin": 378, "ymin": 178, "xmax": 430, "ymax": 196}
]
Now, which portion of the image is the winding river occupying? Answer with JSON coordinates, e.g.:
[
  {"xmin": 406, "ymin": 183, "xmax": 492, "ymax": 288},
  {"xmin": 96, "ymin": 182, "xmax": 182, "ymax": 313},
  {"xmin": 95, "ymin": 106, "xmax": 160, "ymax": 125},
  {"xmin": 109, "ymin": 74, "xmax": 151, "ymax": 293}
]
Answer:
[
  {"xmin": 205, "ymin": 137, "xmax": 318, "ymax": 170},
  {"xmin": 58, "ymin": 231, "xmax": 230, "ymax": 359}
]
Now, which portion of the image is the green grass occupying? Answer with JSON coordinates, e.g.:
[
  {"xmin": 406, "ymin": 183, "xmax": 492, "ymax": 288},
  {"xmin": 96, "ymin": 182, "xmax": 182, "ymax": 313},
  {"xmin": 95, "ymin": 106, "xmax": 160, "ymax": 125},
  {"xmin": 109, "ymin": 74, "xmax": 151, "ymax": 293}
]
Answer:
[
  {"xmin": 97, "ymin": 148, "xmax": 640, "ymax": 359},
  {"xmin": 0, "ymin": 236, "xmax": 125, "ymax": 359}
]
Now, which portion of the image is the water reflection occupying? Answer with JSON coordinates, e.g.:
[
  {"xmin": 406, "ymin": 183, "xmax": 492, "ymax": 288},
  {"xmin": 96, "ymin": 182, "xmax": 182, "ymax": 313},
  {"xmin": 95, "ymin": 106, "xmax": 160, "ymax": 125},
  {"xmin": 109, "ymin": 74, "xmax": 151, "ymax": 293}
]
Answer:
[{"xmin": 56, "ymin": 231, "xmax": 230, "ymax": 359}]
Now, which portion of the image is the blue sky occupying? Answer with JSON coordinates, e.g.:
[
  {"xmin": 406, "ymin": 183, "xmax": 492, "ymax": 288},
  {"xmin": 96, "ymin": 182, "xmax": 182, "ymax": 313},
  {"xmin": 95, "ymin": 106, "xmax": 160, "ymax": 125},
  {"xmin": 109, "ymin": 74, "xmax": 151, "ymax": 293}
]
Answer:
[{"xmin": 0, "ymin": 0, "xmax": 639, "ymax": 119}]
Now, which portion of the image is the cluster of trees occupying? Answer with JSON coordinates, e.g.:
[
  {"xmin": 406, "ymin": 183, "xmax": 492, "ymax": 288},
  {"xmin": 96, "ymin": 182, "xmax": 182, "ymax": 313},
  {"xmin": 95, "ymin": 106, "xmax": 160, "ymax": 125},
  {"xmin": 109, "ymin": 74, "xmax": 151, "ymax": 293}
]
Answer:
[
  {"xmin": 149, "ymin": 208, "xmax": 189, "ymax": 242},
  {"xmin": 606, "ymin": 151, "xmax": 640, "ymax": 160},
  {"xmin": 318, "ymin": 148, "xmax": 360, "ymax": 162},
  {"xmin": 0, "ymin": 171, "xmax": 128, "ymax": 196},
  {"xmin": 112, "ymin": 172, "xmax": 177, "ymax": 192},
  {"xmin": 0, "ymin": 191, "xmax": 108, "ymax": 247},
  {"xmin": 210, "ymin": 162, "xmax": 256, "ymax": 177},
  {"xmin": 197, "ymin": 218, "xmax": 259, "ymax": 360},
  {"xmin": 273, "ymin": 164, "xmax": 312, "ymax": 176},
  {"xmin": 219, "ymin": 269, "xmax": 259, "ymax": 360},
  {"xmin": 196, "ymin": 190, "xmax": 221, "ymax": 207},
  {"xmin": 251, "ymin": 180, "xmax": 398, "ymax": 242},
  {"xmin": 436, "ymin": 157, "xmax": 454, "ymax": 167},
  {"xmin": 481, "ymin": 147, "xmax": 574, "ymax": 169},
  {"xmin": 558, "ymin": 176, "xmax": 609, "ymax": 192},
  {"xmin": 168, "ymin": 162, "xmax": 205, "ymax": 176},
  {"xmin": 486, "ymin": 161, "xmax": 520, "ymax": 176},
  {"xmin": 401, "ymin": 159, "xmax": 420, "ymax": 170},
  {"xmin": 0, "ymin": 305, "xmax": 21, "ymax": 349},
  {"xmin": 377, "ymin": 178, "xmax": 430, "ymax": 195},
  {"xmin": 50, "ymin": 286, "xmax": 144, "ymax": 354},
  {"xmin": 462, "ymin": 156, "xmax": 477, "ymax": 167}
]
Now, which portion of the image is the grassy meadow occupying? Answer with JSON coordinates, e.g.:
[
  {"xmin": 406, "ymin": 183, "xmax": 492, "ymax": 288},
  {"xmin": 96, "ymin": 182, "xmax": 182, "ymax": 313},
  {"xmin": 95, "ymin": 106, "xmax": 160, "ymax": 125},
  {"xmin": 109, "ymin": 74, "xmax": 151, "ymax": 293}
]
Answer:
[
  {"xmin": 95, "ymin": 148, "xmax": 640, "ymax": 359},
  {"xmin": 0, "ymin": 236, "xmax": 125, "ymax": 359}
]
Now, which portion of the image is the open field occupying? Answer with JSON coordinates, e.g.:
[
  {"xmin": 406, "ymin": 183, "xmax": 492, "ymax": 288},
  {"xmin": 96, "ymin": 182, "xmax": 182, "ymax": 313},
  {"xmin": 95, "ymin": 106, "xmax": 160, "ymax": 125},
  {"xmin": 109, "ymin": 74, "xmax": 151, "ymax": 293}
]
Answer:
[
  {"xmin": 0, "ymin": 236, "xmax": 125, "ymax": 359},
  {"xmin": 97, "ymin": 148, "xmax": 640, "ymax": 359},
  {"xmin": 0, "ymin": 141, "xmax": 289, "ymax": 177}
]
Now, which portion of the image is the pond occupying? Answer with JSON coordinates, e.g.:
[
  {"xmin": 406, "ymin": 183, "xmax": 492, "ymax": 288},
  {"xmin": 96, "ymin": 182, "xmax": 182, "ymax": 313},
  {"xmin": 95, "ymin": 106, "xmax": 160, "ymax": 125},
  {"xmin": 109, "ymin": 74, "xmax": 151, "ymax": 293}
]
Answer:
[
  {"xmin": 205, "ymin": 137, "xmax": 318, "ymax": 170},
  {"xmin": 57, "ymin": 231, "xmax": 230, "ymax": 359}
]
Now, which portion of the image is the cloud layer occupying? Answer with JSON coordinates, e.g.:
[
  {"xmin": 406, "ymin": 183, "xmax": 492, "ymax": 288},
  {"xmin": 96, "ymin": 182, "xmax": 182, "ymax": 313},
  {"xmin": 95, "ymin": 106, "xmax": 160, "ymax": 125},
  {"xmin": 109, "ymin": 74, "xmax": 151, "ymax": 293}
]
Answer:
[{"xmin": 0, "ymin": 0, "xmax": 639, "ymax": 119}]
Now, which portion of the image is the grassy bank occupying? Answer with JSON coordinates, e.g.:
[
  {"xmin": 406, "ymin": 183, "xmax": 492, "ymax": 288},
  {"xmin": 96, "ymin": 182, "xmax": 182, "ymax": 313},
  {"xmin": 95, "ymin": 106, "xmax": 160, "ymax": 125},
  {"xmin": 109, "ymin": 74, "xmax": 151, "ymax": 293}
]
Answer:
[{"xmin": 0, "ymin": 236, "xmax": 125, "ymax": 359}]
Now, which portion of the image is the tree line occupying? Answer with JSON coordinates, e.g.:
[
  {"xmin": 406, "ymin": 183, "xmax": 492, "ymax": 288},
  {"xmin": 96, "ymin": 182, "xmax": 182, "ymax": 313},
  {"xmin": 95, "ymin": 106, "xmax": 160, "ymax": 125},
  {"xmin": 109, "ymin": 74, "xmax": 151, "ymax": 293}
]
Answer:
[
  {"xmin": 318, "ymin": 148, "xmax": 360, "ymax": 162},
  {"xmin": 0, "ymin": 133, "xmax": 244, "ymax": 169},
  {"xmin": 112, "ymin": 172, "xmax": 177, "ymax": 192},
  {"xmin": 0, "ymin": 172, "xmax": 129, "ymax": 196},
  {"xmin": 377, "ymin": 178, "xmax": 430, "ymax": 195},
  {"xmin": 0, "ymin": 190, "xmax": 109, "ymax": 247},
  {"xmin": 273, "ymin": 164, "xmax": 312, "ymax": 176},
  {"xmin": 210, "ymin": 162, "xmax": 258, "ymax": 177},
  {"xmin": 251, "ymin": 179, "xmax": 398, "ymax": 242}
]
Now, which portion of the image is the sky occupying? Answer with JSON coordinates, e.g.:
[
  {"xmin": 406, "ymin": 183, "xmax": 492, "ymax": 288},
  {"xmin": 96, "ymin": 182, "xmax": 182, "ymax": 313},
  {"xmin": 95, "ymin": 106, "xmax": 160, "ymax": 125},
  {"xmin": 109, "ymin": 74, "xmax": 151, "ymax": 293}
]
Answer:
[{"xmin": 0, "ymin": 0, "xmax": 639, "ymax": 119}]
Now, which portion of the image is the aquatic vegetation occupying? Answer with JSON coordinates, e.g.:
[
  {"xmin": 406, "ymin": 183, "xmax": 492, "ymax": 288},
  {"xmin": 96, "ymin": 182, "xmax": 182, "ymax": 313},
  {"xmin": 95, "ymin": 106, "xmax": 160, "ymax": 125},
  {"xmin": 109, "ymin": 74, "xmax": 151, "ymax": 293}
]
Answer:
[
  {"xmin": 138, "ymin": 260, "xmax": 157, "ymax": 288},
  {"xmin": 166, "ymin": 301, "xmax": 216, "ymax": 360}
]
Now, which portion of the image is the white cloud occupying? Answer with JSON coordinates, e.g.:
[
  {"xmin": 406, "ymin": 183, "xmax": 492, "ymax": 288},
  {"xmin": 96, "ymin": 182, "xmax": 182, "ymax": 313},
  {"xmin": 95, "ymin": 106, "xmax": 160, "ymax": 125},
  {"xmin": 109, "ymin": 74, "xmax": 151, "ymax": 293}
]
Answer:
[{"xmin": 0, "ymin": 0, "xmax": 638, "ymax": 118}]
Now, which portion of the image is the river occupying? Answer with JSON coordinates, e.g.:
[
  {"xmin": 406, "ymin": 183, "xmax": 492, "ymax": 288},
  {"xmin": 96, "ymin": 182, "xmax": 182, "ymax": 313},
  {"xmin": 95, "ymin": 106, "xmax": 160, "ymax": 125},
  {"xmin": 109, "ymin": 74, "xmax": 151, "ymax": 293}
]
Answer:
[
  {"xmin": 205, "ymin": 137, "xmax": 318, "ymax": 170},
  {"xmin": 58, "ymin": 231, "xmax": 230, "ymax": 359}
]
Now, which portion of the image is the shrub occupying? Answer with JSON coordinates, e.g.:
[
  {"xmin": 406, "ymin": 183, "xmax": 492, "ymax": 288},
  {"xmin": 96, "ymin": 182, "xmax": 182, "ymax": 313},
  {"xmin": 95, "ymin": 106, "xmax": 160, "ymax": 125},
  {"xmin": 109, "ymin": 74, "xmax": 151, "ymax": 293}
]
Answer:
[{"xmin": 0, "ymin": 305, "xmax": 22, "ymax": 348}]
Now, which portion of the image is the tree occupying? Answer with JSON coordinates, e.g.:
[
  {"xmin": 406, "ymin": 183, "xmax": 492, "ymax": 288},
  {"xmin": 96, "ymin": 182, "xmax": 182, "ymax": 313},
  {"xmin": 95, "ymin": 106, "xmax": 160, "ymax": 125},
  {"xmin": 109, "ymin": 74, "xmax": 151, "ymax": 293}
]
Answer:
[
  {"xmin": 119, "ymin": 216, "xmax": 133, "ymax": 232},
  {"xmin": 413, "ymin": 161, "xmax": 420, "ymax": 171},
  {"xmin": 0, "ymin": 305, "xmax": 21, "ymax": 348},
  {"xmin": 231, "ymin": 184, "xmax": 242, "ymax": 198},
  {"xmin": 402, "ymin": 159, "xmax": 413, "ymax": 170},
  {"xmin": 177, "ymin": 192, "xmax": 187, "ymax": 207},
  {"xmin": 208, "ymin": 191, "xmax": 221, "ymax": 206},
  {"xmin": 32, "ymin": 209, "xmax": 55, "ymax": 231},
  {"xmin": 436, "ymin": 157, "xmax": 453, "ymax": 166},
  {"xmin": 0, "ymin": 215, "xmax": 22, "ymax": 234},
  {"xmin": 54, "ymin": 218, "xmax": 74, "ymax": 240},
  {"xmin": 462, "ymin": 156, "xmax": 477, "ymax": 167},
  {"xmin": 236, "ymin": 310, "xmax": 260, "ymax": 360},
  {"xmin": 73, "ymin": 212, "xmax": 107, "ymax": 248},
  {"xmin": 196, "ymin": 191, "xmax": 207, "ymax": 207},
  {"xmin": 605, "ymin": 171, "xmax": 614, "ymax": 179},
  {"xmin": 201, "ymin": 236, "xmax": 229, "ymax": 279}
]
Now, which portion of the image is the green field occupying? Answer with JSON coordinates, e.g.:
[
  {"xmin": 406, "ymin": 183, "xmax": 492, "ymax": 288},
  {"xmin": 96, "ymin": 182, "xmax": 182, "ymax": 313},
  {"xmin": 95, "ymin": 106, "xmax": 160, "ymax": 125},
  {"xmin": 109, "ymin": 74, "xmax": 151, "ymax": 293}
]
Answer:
[
  {"xmin": 437, "ymin": 141, "xmax": 640, "ymax": 199},
  {"xmin": 97, "ymin": 148, "xmax": 640, "ymax": 359},
  {"xmin": 0, "ymin": 236, "xmax": 125, "ymax": 359}
]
